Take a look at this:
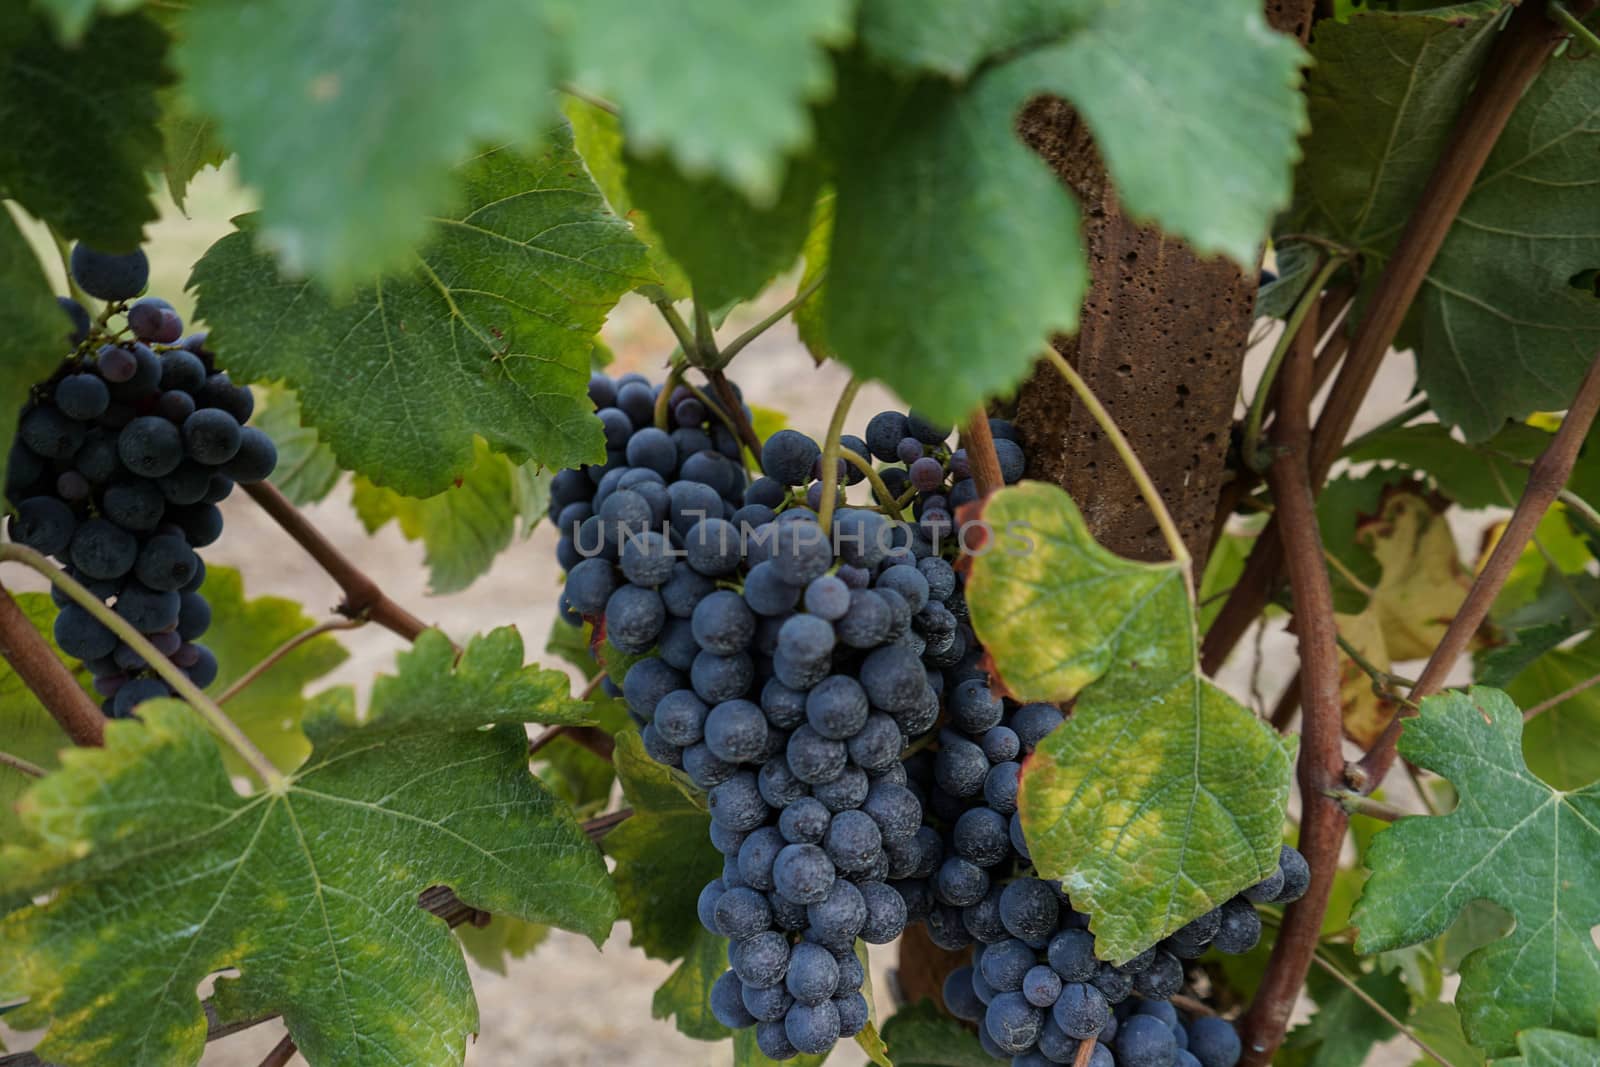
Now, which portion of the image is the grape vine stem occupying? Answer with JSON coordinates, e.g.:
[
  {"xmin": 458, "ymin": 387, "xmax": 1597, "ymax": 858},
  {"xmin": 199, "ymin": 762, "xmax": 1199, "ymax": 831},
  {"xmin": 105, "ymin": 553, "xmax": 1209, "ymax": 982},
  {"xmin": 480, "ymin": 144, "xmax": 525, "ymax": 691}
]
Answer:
[
  {"xmin": 241, "ymin": 480, "xmax": 439, "ymax": 646},
  {"xmin": 1356, "ymin": 349, "xmax": 1600, "ymax": 789},
  {"xmin": 1042, "ymin": 349, "xmax": 1193, "ymax": 598},
  {"xmin": 1072, "ymin": 1038, "xmax": 1098, "ymax": 1067},
  {"xmin": 962, "ymin": 408, "xmax": 1005, "ymax": 499},
  {"xmin": 1241, "ymin": 301, "xmax": 1345, "ymax": 1067},
  {"xmin": 717, "ymin": 272, "xmax": 826, "ymax": 366},
  {"xmin": 817, "ymin": 376, "xmax": 864, "ymax": 530},
  {"xmin": 0, "ymin": 580, "xmax": 105, "ymax": 747},
  {"xmin": 1199, "ymin": 0, "xmax": 1598, "ymax": 677},
  {"xmin": 216, "ymin": 617, "xmax": 367, "ymax": 707},
  {"xmin": 0, "ymin": 749, "xmax": 46, "ymax": 779},
  {"xmin": 839, "ymin": 449, "xmax": 905, "ymax": 519},
  {"xmin": 0, "ymin": 544, "xmax": 285, "ymax": 790},
  {"xmin": 256, "ymin": 1034, "xmax": 297, "ymax": 1067},
  {"xmin": 1522, "ymin": 667, "xmax": 1600, "ymax": 720}
]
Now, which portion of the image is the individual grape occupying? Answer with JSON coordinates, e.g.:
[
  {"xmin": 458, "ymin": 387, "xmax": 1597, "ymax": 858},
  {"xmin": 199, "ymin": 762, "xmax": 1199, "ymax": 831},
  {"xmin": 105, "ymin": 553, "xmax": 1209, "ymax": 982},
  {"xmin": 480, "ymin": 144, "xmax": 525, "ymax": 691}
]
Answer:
[
  {"xmin": 744, "ymin": 560, "xmax": 801, "ymax": 616},
  {"xmin": 864, "ymin": 411, "xmax": 910, "ymax": 462},
  {"xmin": 767, "ymin": 518, "xmax": 832, "ymax": 585},
  {"xmin": 761, "ymin": 429, "xmax": 822, "ymax": 486},
  {"xmin": 52, "ymin": 603, "xmax": 117, "ymax": 661},
  {"xmin": 691, "ymin": 649, "xmax": 754, "ymax": 704},
  {"xmin": 135, "ymin": 533, "xmax": 199, "ymax": 592},
  {"xmin": 1273, "ymin": 845, "xmax": 1310, "ymax": 903},
  {"xmin": 908, "ymin": 455, "xmax": 945, "ymax": 493},
  {"xmin": 621, "ymin": 658, "xmax": 683, "ymax": 723},
  {"xmin": 785, "ymin": 725, "xmax": 847, "ymax": 785},
  {"xmin": 95, "ymin": 344, "xmax": 137, "ymax": 384},
  {"xmin": 953, "ymin": 806, "xmax": 1011, "ymax": 867},
  {"xmin": 823, "ymin": 809, "xmax": 881, "ymax": 873},
  {"xmin": 173, "ymin": 502, "xmax": 224, "ymax": 547},
  {"xmin": 772, "ymin": 843, "xmax": 835, "ymax": 905},
  {"xmin": 604, "ymin": 584, "xmax": 665, "ymax": 654},
  {"xmin": 69, "ymin": 518, "xmax": 137, "ymax": 579},
  {"xmin": 1211, "ymin": 898, "xmax": 1261, "ymax": 954},
  {"xmin": 985, "ymin": 990, "xmax": 1043, "ymax": 1054},
  {"xmin": 778, "ymin": 796, "xmax": 830, "ymax": 845},
  {"xmin": 835, "ymin": 589, "xmax": 890, "ymax": 648},
  {"xmin": 182, "ymin": 409, "xmax": 242, "ymax": 465},
  {"xmin": 806, "ymin": 878, "xmax": 866, "ymax": 946},
  {"xmin": 813, "ymin": 764, "xmax": 869, "ymax": 813},
  {"xmin": 708, "ymin": 772, "xmax": 769, "ymax": 832},
  {"xmin": 1242, "ymin": 865, "xmax": 1285, "ymax": 904},
  {"xmin": 115, "ymin": 583, "xmax": 181, "ymax": 632},
  {"xmin": 177, "ymin": 591, "xmax": 212, "ymax": 641},
  {"xmin": 741, "ymin": 977, "xmax": 794, "ymax": 1021},
  {"xmin": 784, "ymin": 941, "xmax": 839, "ymax": 1005},
  {"xmin": 784, "ymin": 998, "xmax": 840, "ymax": 1055},
  {"xmin": 935, "ymin": 856, "xmax": 989, "ymax": 907},
  {"xmin": 112, "ymin": 677, "xmax": 170, "ymax": 718},
  {"xmin": 944, "ymin": 967, "xmax": 985, "ymax": 1022},
  {"xmin": 711, "ymin": 970, "xmax": 758, "ymax": 1029},
  {"xmin": 655, "ymin": 689, "xmax": 709, "ymax": 747},
  {"xmin": 70, "ymin": 244, "xmax": 149, "ymax": 301},
  {"xmin": 159, "ymin": 348, "xmax": 207, "ymax": 393},
  {"xmin": 1048, "ymin": 928, "xmax": 1099, "ymax": 982},
  {"xmin": 714, "ymin": 885, "xmax": 774, "ymax": 941},
  {"xmin": 834, "ymin": 990, "xmax": 869, "ymax": 1038},
  {"xmin": 858, "ymin": 644, "xmax": 925, "ymax": 712},
  {"xmin": 20, "ymin": 406, "xmax": 85, "ymax": 460},
  {"xmin": 9, "ymin": 496, "xmax": 76, "ymax": 555},
  {"xmin": 1091, "ymin": 964, "xmax": 1134, "ymax": 1004},
  {"xmin": 1163, "ymin": 909, "xmax": 1221, "ymax": 959},
  {"xmin": 1185, "ymin": 1016, "xmax": 1242, "ymax": 1067},
  {"xmin": 1133, "ymin": 950, "xmax": 1184, "ymax": 1000},
  {"xmin": 684, "ymin": 517, "xmax": 742, "ymax": 577},
  {"xmin": 906, "ymin": 410, "xmax": 951, "ymax": 445},
  {"xmin": 55, "ymin": 374, "xmax": 110, "ymax": 422},
  {"xmin": 846, "ymin": 713, "xmax": 903, "ymax": 773},
  {"xmin": 222, "ymin": 426, "xmax": 277, "ymax": 483},
  {"xmin": 697, "ymin": 879, "xmax": 724, "ymax": 934},
  {"xmin": 127, "ymin": 297, "xmax": 183, "ymax": 343},
  {"xmin": 1000, "ymin": 878, "xmax": 1061, "ymax": 941},
  {"xmin": 116, "ymin": 416, "xmax": 182, "ymax": 478},
  {"xmin": 1012, "ymin": 702, "xmax": 1066, "ymax": 751},
  {"xmin": 934, "ymin": 731, "xmax": 988, "ymax": 797},
  {"xmin": 858, "ymin": 880, "xmax": 908, "ymax": 943},
  {"xmin": 1116, "ymin": 1013, "xmax": 1178, "ymax": 1067},
  {"xmin": 995, "ymin": 438, "xmax": 1026, "ymax": 483},
  {"xmin": 1053, "ymin": 982, "xmax": 1110, "ymax": 1039},
  {"xmin": 705, "ymin": 699, "xmax": 769, "ymax": 763},
  {"xmin": 895, "ymin": 437, "xmax": 924, "ymax": 466},
  {"xmin": 661, "ymin": 561, "xmax": 715, "ymax": 617},
  {"xmin": 693, "ymin": 590, "xmax": 756, "ymax": 655}
]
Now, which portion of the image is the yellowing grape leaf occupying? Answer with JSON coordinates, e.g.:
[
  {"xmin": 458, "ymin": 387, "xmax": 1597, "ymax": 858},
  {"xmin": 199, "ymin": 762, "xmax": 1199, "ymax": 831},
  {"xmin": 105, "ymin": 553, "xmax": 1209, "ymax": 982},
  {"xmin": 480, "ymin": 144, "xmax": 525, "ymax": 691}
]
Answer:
[
  {"xmin": 970, "ymin": 482, "xmax": 1294, "ymax": 960},
  {"xmin": 1353, "ymin": 687, "xmax": 1600, "ymax": 1055},
  {"xmin": 0, "ymin": 628, "xmax": 613, "ymax": 1067}
]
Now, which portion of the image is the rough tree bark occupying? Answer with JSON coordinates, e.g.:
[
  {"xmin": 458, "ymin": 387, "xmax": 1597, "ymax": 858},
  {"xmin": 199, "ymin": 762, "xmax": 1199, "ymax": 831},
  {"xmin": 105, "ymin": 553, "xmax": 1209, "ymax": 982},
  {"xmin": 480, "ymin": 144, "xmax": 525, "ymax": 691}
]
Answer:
[{"xmin": 893, "ymin": 0, "xmax": 1318, "ymax": 1014}]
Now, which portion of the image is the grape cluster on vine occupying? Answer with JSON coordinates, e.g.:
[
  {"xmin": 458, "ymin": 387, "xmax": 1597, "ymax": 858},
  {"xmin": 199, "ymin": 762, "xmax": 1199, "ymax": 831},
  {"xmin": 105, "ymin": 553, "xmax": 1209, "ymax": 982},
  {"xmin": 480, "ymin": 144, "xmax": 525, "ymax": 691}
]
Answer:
[
  {"xmin": 546, "ymin": 366, "xmax": 1302, "ymax": 1065},
  {"xmin": 4, "ymin": 245, "xmax": 277, "ymax": 717}
]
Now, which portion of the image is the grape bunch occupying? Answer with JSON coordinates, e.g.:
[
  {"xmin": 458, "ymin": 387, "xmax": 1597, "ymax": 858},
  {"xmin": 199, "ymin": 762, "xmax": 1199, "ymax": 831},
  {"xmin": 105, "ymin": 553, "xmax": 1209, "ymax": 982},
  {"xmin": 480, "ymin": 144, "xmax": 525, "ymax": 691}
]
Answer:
[
  {"xmin": 4, "ymin": 244, "xmax": 277, "ymax": 717},
  {"xmin": 908, "ymin": 645, "xmax": 1308, "ymax": 1065}
]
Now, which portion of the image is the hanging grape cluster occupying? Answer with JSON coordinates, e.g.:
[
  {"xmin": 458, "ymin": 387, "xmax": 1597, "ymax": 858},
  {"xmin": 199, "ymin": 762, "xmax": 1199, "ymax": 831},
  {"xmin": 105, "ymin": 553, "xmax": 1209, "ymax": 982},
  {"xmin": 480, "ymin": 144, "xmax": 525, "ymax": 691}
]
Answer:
[
  {"xmin": 546, "ymin": 367, "xmax": 1301, "ymax": 1065},
  {"xmin": 5, "ymin": 245, "xmax": 277, "ymax": 717}
]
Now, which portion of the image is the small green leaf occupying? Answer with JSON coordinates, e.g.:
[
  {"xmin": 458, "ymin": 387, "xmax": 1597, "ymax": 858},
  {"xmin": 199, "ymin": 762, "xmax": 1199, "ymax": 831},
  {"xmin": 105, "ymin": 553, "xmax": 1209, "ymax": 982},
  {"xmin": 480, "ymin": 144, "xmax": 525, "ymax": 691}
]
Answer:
[
  {"xmin": 0, "ymin": 9, "xmax": 169, "ymax": 250},
  {"xmin": 0, "ymin": 209, "xmax": 69, "ymax": 497},
  {"xmin": 251, "ymin": 388, "xmax": 341, "ymax": 507},
  {"xmin": 0, "ymin": 628, "xmax": 615, "ymax": 1067},
  {"xmin": 1405, "ymin": 1002, "xmax": 1485, "ymax": 1067},
  {"xmin": 0, "ymin": 593, "xmax": 93, "ymax": 848},
  {"xmin": 1504, "ymin": 632, "xmax": 1600, "ymax": 791},
  {"xmin": 565, "ymin": 98, "xmax": 688, "ymax": 301},
  {"xmin": 1258, "ymin": 241, "xmax": 1321, "ymax": 319},
  {"xmin": 176, "ymin": 0, "xmax": 561, "ymax": 283},
  {"xmin": 1006, "ymin": 0, "xmax": 1307, "ymax": 265},
  {"xmin": 1343, "ymin": 422, "xmax": 1551, "ymax": 510},
  {"xmin": 352, "ymin": 438, "xmax": 545, "ymax": 595},
  {"xmin": 454, "ymin": 915, "xmax": 550, "ymax": 976},
  {"xmin": 825, "ymin": 60, "xmax": 1084, "ymax": 422},
  {"xmin": 793, "ymin": 190, "xmax": 835, "ymax": 364},
  {"xmin": 201, "ymin": 565, "xmax": 348, "ymax": 774},
  {"xmin": 1494, "ymin": 1028, "xmax": 1600, "ymax": 1067},
  {"xmin": 564, "ymin": 0, "xmax": 852, "ymax": 204},
  {"xmin": 189, "ymin": 133, "xmax": 649, "ymax": 497},
  {"xmin": 878, "ymin": 999, "xmax": 991, "ymax": 1067},
  {"xmin": 624, "ymin": 151, "xmax": 824, "ymax": 309},
  {"xmin": 856, "ymin": 0, "xmax": 1083, "ymax": 81},
  {"xmin": 157, "ymin": 88, "xmax": 228, "ymax": 214},
  {"xmin": 972, "ymin": 482, "xmax": 1293, "ymax": 960},
  {"xmin": 1352, "ymin": 687, "xmax": 1600, "ymax": 1055},
  {"xmin": 652, "ymin": 927, "xmax": 731, "ymax": 1041},
  {"xmin": 603, "ymin": 732, "xmax": 721, "ymax": 962}
]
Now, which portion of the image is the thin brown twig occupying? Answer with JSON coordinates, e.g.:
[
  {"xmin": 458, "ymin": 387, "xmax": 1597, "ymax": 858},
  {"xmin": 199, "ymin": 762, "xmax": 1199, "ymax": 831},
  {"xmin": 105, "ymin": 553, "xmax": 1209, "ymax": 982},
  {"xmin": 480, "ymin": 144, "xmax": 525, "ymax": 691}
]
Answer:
[
  {"xmin": 1324, "ymin": 788, "xmax": 1405, "ymax": 823},
  {"xmin": 706, "ymin": 368, "xmax": 765, "ymax": 464},
  {"xmin": 216, "ymin": 618, "xmax": 367, "ymax": 706},
  {"xmin": 0, "ymin": 749, "xmax": 46, "ymax": 778},
  {"xmin": 1169, "ymin": 993, "xmax": 1217, "ymax": 1018},
  {"xmin": 1357, "ymin": 351, "xmax": 1600, "ymax": 790},
  {"xmin": 529, "ymin": 724, "xmax": 615, "ymax": 761},
  {"xmin": 1073, "ymin": 1038, "xmax": 1099, "ymax": 1067},
  {"xmin": 1269, "ymin": 671, "xmax": 1301, "ymax": 733},
  {"xmin": 241, "ymin": 481, "xmax": 437, "ymax": 645},
  {"xmin": 1523, "ymin": 668, "xmax": 1600, "ymax": 720},
  {"xmin": 0, "ymin": 581, "xmax": 105, "ymax": 747},
  {"xmin": 1242, "ymin": 302, "xmax": 1347, "ymax": 1067},
  {"xmin": 1200, "ymin": 0, "xmax": 1596, "ymax": 676},
  {"xmin": 583, "ymin": 807, "xmax": 633, "ymax": 841},
  {"xmin": 256, "ymin": 1033, "xmax": 298, "ymax": 1067},
  {"xmin": 1307, "ymin": 952, "xmax": 1451, "ymax": 1066},
  {"xmin": 962, "ymin": 408, "xmax": 1005, "ymax": 500}
]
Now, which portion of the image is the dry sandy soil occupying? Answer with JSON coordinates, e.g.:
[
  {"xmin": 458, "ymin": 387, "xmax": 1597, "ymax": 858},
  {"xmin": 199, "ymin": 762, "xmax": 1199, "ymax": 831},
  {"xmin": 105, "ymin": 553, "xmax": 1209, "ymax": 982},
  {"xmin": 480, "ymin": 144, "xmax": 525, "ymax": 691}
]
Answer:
[{"xmin": 3, "ymin": 168, "xmax": 1440, "ymax": 1065}]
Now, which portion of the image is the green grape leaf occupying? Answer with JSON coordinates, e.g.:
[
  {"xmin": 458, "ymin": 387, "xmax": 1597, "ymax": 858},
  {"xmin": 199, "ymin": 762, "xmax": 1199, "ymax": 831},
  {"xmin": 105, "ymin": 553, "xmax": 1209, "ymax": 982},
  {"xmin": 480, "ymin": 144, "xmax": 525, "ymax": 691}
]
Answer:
[
  {"xmin": 1287, "ymin": 3, "xmax": 1600, "ymax": 440},
  {"xmin": 1278, "ymin": 954, "xmax": 1408, "ymax": 1067},
  {"xmin": 352, "ymin": 438, "xmax": 546, "ymax": 595},
  {"xmin": 0, "ymin": 628, "xmax": 615, "ymax": 1067},
  {"xmin": 158, "ymin": 88, "xmax": 228, "ymax": 214},
  {"xmin": 603, "ymin": 731, "xmax": 721, "ymax": 962},
  {"xmin": 972, "ymin": 482, "xmax": 1294, "ymax": 961},
  {"xmin": 200, "ymin": 565, "xmax": 348, "ymax": 774},
  {"xmin": 1344, "ymin": 422, "xmax": 1551, "ymax": 510},
  {"xmin": 564, "ymin": 98, "xmax": 688, "ymax": 301},
  {"xmin": 1406, "ymin": 1002, "xmax": 1486, "ymax": 1067},
  {"xmin": 1258, "ymin": 240, "xmax": 1321, "ymax": 320},
  {"xmin": 0, "ymin": 9, "xmax": 168, "ymax": 251},
  {"xmin": 454, "ymin": 915, "xmax": 550, "ymax": 976},
  {"xmin": 653, "ymin": 927, "xmax": 731, "ymax": 1041},
  {"xmin": 825, "ymin": 60, "xmax": 1084, "ymax": 422},
  {"xmin": 563, "ymin": 0, "xmax": 851, "ymax": 204},
  {"xmin": 251, "ymin": 387, "xmax": 341, "ymax": 507},
  {"xmin": 176, "ymin": 0, "xmax": 561, "ymax": 284},
  {"xmin": 1494, "ymin": 1029, "xmax": 1600, "ymax": 1067},
  {"xmin": 1352, "ymin": 687, "xmax": 1600, "ymax": 1055},
  {"xmin": 0, "ymin": 209, "xmax": 69, "ymax": 497},
  {"xmin": 189, "ymin": 134, "xmax": 649, "ymax": 497},
  {"xmin": 624, "ymin": 151, "xmax": 824, "ymax": 309},
  {"xmin": 1504, "ymin": 632, "xmax": 1600, "ymax": 791},
  {"xmin": 878, "ymin": 999, "xmax": 992, "ymax": 1067},
  {"xmin": 0, "ymin": 593, "xmax": 93, "ymax": 849},
  {"xmin": 793, "ymin": 189, "xmax": 834, "ymax": 364},
  {"xmin": 535, "ymin": 619, "xmax": 624, "ymax": 811},
  {"xmin": 1005, "ymin": 0, "xmax": 1307, "ymax": 266},
  {"xmin": 856, "ymin": 0, "xmax": 1082, "ymax": 81}
]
